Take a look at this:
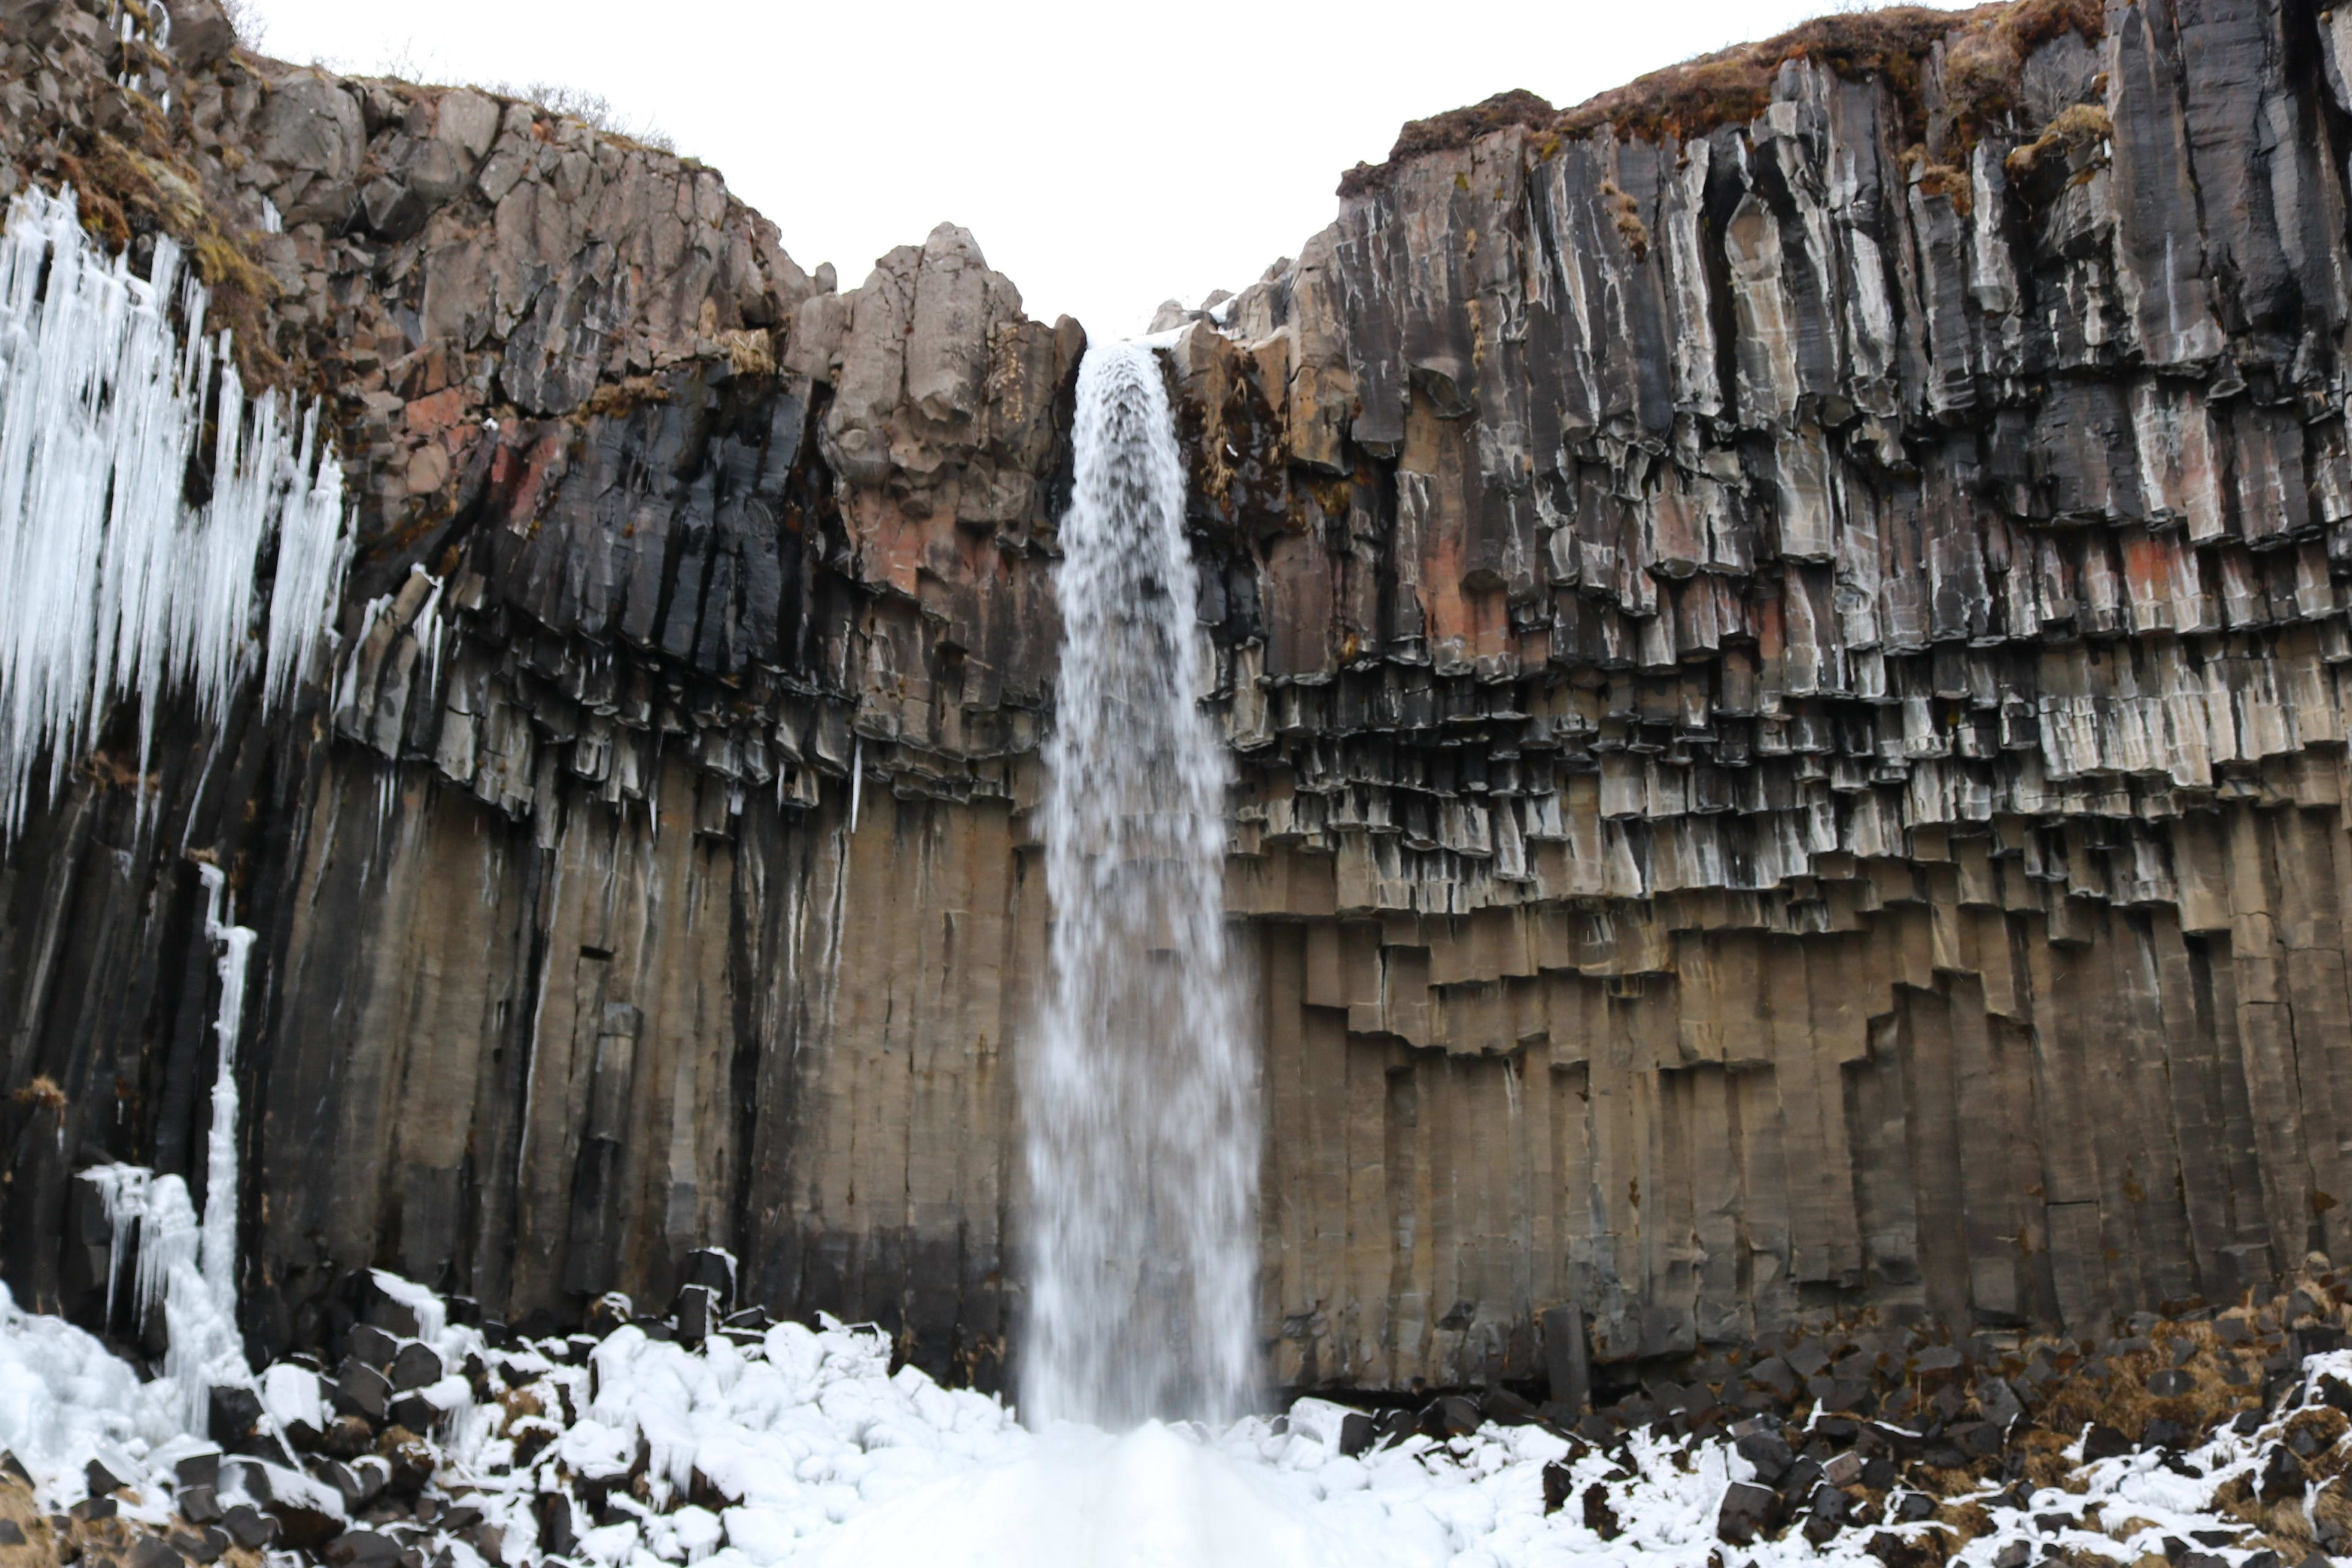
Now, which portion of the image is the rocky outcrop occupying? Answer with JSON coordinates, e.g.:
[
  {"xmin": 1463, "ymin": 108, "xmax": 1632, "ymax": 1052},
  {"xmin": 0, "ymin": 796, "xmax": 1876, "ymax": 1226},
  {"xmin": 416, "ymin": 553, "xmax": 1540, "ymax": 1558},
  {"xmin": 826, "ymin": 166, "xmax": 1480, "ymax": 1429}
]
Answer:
[
  {"xmin": 0, "ymin": 0, "xmax": 1077, "ymax": 1392},
  {"xmin": 13, "ymin": 0, "xmax": 2352, "ymax": 1407},
  {"xmin": 1184, "ymin": 0, "xmax": 2352, "ymax": 1390}
]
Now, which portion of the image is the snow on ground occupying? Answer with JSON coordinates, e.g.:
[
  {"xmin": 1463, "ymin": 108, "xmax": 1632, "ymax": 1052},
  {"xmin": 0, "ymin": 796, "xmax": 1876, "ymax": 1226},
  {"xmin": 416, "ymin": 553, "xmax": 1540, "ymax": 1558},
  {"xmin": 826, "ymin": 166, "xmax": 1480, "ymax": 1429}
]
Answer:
[
  {"xmin": 0, "ymin": 1281, "xmax": 226, "ymax": 1531},
  {"xmin": 2, "ymin": 1270, "xmax": 2343, "ymax": 1568}
]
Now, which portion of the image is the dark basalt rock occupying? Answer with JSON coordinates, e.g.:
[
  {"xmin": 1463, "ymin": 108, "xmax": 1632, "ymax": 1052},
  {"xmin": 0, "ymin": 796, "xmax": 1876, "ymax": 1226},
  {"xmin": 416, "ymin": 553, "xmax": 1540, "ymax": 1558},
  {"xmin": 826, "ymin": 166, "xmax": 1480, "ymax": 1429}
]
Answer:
[
  {"xmin": 1478, "ymin": 1387, "xmax": 1540, "ymax": 1427},
  {"xmin": 220, "ymin": 1506, "xmax": 276, "ymax": 1551},
  {"xmin": 385, "ymin": 1393, "xmax": 436, "ymax": 1432},
  {"xmin": 344, "ymin": 1326, "xmax": 398, "ymax": 1373},
  {"xmin": 2257, "ymin": 1444, "xmax": 2305, "ymax": 1502},
  {"xmin": 1581, "ymin": 1479, "xmax": 1621, "ymax": 1539},
  {"xmin": 1539, "ymin": 1461, "xmax": 1572, "ymax": 1515},
  {"xmin": 334, "ymin": 1360, "xmax": 391, "ymax": 1423},
  {"xmin": 1417, "ymin": 1395, "xmax": 1483, "ymax": 1438},
  {"xmin": 1718, "ymin": 1480, "xmax": 1782, "ymax": 1545},
  {"xmin": 124, "ymin": 1538, "xmax": 184, "ymax": 1568},
  {"xmin": 386, "ymin": 1341, "xmax": 441, "ymax": 1393},
  {"xmin": 674, "ymin": 1283, "xmax": 717, "ymax": 1347},
  {"xmin": 320, "ymin": 1531, "xmax": 401, "ymax": 1568},
  {"xmin": 317, "ymin": 1458, "xmax": 388, "ymax": 1513},
  {"xmin": 1736, "ymin": 1428, "xmax": 1795, "ymax": 1485},
  {"xmin": 167, "ymin": 1529, "xmax": 227, "ymax": 1566},
  {"xmin": 204, "ymin": 1386, "xmax": 262, "ymax": 1447},
  {"xmin": 2081, "ymin": 1425, "xmax": 2132, "ymax": 1461}
]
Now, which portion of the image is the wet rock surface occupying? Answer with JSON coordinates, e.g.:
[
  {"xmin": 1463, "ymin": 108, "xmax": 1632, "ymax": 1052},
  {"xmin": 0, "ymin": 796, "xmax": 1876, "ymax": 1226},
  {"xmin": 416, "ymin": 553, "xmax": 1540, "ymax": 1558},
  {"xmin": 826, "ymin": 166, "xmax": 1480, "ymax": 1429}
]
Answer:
[{"xmin": 10, "ymin": 0, "xmax": 2352, "ymax": 1405}]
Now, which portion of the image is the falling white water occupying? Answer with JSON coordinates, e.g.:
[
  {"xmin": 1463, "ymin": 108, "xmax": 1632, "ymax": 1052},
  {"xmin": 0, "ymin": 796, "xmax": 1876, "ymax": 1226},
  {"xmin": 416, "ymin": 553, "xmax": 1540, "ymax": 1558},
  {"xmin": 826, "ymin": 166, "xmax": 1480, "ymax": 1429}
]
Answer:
[
  {"xmin": 0, "ymin": 185, "xmax": 350, "ymax": 837},
  {"xmin": 1022, "ymin": 342, "xmax": 1258, "ymax": 1431}
]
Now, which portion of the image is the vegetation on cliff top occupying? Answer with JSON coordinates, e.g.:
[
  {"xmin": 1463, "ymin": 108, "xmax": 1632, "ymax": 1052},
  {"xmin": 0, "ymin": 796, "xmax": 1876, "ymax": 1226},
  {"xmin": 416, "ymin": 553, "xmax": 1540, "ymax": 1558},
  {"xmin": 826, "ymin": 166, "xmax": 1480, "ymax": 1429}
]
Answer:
[{"xmin": 1338, "ymin": 0, "xmax": 2104, "ymax": 196}]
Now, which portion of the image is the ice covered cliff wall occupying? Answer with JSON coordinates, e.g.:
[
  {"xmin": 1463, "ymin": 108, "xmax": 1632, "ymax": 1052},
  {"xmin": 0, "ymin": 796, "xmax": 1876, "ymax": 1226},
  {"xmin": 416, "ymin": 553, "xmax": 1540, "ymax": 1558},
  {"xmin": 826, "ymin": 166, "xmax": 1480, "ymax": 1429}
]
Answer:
[{"xmin": 9, "ymin": 0, "xmax": 2352, "ymax": 1401}]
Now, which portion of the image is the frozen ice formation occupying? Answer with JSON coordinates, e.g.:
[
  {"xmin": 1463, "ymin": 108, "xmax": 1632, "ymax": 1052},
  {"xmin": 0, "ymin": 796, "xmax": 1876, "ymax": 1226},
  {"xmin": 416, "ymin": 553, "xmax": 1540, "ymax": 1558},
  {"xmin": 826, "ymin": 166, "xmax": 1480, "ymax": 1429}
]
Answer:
[
  {"xmin": 0, "ymin": 184, "xmax": 347, "ymax": 837},
  {"xmin": 71, "ymin": 862, "xmax": 259, "ymax": 1436}
]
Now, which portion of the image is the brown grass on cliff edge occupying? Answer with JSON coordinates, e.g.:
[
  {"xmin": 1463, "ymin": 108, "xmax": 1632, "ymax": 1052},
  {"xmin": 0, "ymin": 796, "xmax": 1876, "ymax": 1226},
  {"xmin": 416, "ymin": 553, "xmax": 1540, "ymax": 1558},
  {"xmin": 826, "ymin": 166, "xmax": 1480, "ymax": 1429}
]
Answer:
[
  {"xmin": 51, "ymin": 126, "xmax": 288, "ymax": 394},
  {"xmin": 1385, "ymin": 87, "xmax": 1561, "ymax": 167},
  {"xmin": 1338, "ymin": 0, "xmax": 2102, "ymax": 197}
]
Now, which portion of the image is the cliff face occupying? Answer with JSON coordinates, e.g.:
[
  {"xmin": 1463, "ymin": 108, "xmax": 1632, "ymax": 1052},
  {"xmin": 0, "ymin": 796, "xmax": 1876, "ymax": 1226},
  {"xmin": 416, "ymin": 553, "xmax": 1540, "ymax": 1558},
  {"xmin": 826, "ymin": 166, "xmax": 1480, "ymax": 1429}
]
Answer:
[
  {"xmin": 0, "ymin": 0, "xmax": 1077, "ymax": 1393},
  {"xmin": 9, "ymin": 0, "xmax": 2352, "ymax": 1399},
  {"xmin": 1174, "ymin": 0, "xmax": 2352, "ymax": 1387}
]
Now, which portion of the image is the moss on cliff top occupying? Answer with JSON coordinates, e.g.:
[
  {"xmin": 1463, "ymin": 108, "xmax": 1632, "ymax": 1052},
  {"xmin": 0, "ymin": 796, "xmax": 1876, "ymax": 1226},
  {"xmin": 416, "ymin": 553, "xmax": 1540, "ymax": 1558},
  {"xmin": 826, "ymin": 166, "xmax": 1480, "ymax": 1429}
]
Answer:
[
  {"xmin": 53, "ymin": 132, "xmax": 288, "ymax": 394},
  {"xmin": 1338, "ymin": 0, "xmax": 2102, "ymax": 197},
  {"xmin": 1384, "ymin": 87, "xmax": 1562, "ymax": 169}
]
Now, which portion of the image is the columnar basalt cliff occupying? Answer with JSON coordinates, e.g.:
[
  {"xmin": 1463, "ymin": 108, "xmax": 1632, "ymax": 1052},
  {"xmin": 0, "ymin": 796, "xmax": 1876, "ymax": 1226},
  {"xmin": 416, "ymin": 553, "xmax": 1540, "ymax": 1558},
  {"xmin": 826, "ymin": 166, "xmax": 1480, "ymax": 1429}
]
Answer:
[{"xmin": 9, "ymin": 0, "xmax": 2352, "ymax": 1403}]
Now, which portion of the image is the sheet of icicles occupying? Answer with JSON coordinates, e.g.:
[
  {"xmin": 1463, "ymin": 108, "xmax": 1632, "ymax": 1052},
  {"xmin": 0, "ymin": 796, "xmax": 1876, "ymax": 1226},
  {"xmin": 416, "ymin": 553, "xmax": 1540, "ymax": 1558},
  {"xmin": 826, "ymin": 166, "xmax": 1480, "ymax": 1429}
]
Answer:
[{"xmin": 0, "ymin": 184, "xmax": 349, "ymax": 836}]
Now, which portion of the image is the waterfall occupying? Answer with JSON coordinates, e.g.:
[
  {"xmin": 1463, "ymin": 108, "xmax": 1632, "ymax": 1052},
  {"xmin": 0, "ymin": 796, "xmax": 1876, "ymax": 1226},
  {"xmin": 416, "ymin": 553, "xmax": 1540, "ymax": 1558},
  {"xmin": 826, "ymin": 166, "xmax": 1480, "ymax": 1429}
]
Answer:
[
  {"xmin": 0, "ymin": 185, "xmax": 350, "ymax": 839},
  {"xmin": 1022, "ymin": 342, "xmax": 1259, "ymax": 1430}
]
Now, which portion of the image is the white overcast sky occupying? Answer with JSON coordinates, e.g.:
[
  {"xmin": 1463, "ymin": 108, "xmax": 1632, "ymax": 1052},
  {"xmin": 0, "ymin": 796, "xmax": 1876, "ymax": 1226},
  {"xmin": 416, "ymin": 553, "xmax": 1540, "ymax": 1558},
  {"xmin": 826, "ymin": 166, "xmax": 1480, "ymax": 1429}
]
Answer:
[{"xmin": 240, "ymin": 0, "xmax": 1958, "ymax": 338}]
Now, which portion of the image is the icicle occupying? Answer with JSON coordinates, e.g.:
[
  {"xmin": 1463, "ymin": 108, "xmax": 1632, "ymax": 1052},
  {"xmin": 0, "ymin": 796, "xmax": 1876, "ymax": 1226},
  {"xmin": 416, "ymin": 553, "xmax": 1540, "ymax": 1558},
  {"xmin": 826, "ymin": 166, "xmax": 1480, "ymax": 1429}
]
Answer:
[
  {"xmin": 400, "ymin": 564, "xmax": 448, "ymax": 712},
  {"xmin": 194, "ymin": 862, "xmax": 253, "ymax": 1306},
  {"xmin": 130, "ymin": 1178, "xmax": 199, "ymax": 1350},
  {"xmin": 0, "ymin": 186, "xmax": 350, "ymax": 840},
  {"xmin": 333, "ymin": 587, "xmax": 393, "ymax": 726},
  {"xmin": 79, "ymin": 1163, "xmax": 211, "ymax": 1431},
  {"xmin": 80, "ymin": 1164, "xmax": 151, "ymax": 1325},
  {"xmin": 263, "ymin": 404, "xmax": 352, "ymax": 710},
  {"xmin": 848, "ymin": 734, "xmax": 863, "ymax": 834},
  {"xmin": 74, "ymin": 861, "xmax": 259, "ymax": 1436},
  {"xmin": 78, "ymin": 1163, "xmax": 248, "ymax": 1434}
]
